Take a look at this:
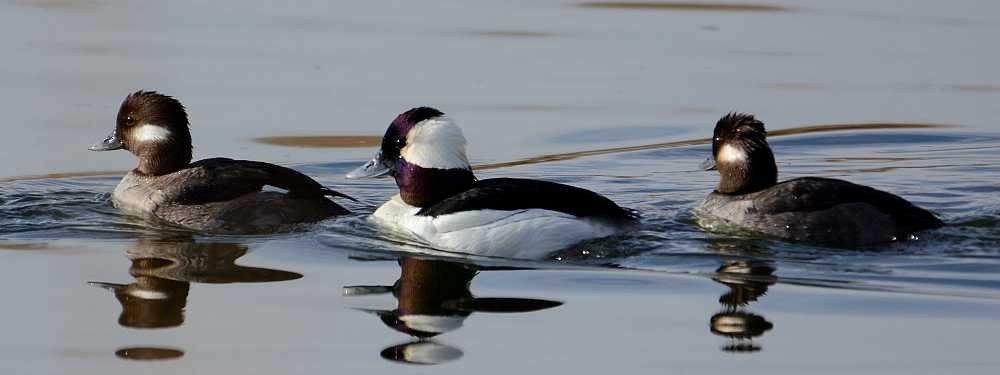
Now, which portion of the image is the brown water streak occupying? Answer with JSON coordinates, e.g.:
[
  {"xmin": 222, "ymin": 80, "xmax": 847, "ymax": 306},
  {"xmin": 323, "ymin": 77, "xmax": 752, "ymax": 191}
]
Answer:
[
  {"xmin": 577, "ymin": 2, "xmax": 791, "ymax": 12},
  {"xmin": 0, "ymin": 170, "xmax": 126, "ymax": 183},
  {"xmin": 253, "ymin": 135, "xmax": 382, "ymax": 148},
  {"xmin": 1, "ymin": 123, "xmax": 952, "ymax": 181},
  {"xmin": 474, "ymin": 122, "xmax": 951, "ymax": 170},
  {"xmin": 954, "ymin": 84, "xmax": 1000, "ymax": 93}
]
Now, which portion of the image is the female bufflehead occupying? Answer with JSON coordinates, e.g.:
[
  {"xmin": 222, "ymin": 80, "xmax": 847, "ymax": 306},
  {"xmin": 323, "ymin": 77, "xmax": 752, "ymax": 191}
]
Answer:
[
  {"xmin": 346, "ymin": 107, "xmax": 636, "ymax": 259},
  {"xmin": 696, "ymin": 113, "xmax": 943, "ymax": 245},
  {"xmin": 90, "ymin": 90, "xmax": 353, "ymax": 234}
]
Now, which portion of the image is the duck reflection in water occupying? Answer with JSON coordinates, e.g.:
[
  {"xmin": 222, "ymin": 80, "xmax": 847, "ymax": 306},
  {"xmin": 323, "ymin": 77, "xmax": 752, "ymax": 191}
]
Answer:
[
  {"xmin": 344, "ymin": 256, "xmax": 563, "ymax": 365},
  {"xmin": 707, "ymin": 241, "xmax": 776, "ymax": 353},
  {"xmin": 89, "ymin": 238, "xmax": 302, "ymax": 360}
]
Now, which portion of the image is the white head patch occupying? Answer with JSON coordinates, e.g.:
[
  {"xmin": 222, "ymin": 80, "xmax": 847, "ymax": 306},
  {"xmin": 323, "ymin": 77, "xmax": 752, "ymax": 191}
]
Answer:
[
  {"xmin": 717, "ymin": 144, "xmax": 747, "ymax": 164},
  {"xmin": 400, "ymin": 116, "xmax": 471, "ymax": 169},
  {"xmin": 133, "ymin": 124, "xmax": 172, "ymax": 143}
]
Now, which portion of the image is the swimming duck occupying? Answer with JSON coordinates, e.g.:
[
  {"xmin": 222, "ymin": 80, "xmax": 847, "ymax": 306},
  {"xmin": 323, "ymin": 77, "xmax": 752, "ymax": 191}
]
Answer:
[
  {"xmin": 90, "ymin": 90, "xmax": 352, "ymax": 234},
  {"xmin": 697, "ymin": 113, "xmax": 943, "ymax": 245},
  {"xmin": 346, "ymin": 107, "xmax": 636, "ymax": 258}
]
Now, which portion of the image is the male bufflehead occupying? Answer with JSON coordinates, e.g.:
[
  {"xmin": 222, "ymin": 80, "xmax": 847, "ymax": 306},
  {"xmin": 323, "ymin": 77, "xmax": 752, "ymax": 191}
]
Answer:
[
  {"xmin": 344, "ymin": 256, "xmax": 561, "ymax": 364},
  {"xmin": 346, "ymin": 107, "xmax": 636, "ymax": 258},
  {"xmin": 696, "ymin": 113, "xmax": 943, "ymax": 245},
  {"xmin": 90, "ymin": 90, "xmax": 353, "ymax": 234}
]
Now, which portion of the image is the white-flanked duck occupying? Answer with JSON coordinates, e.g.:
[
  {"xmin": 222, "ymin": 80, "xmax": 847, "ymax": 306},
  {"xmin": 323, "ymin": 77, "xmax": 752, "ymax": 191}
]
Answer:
[
  {"xmin": 697, "ymin": 113, "xmax": 944, "ymax": 245},
  {"xmin": 346, "ymin": 107, "xmax": 636, "ymax": 258},
  {"xmin": 90, "ymin": 90, "xmax": 353, "ymax": 234}
]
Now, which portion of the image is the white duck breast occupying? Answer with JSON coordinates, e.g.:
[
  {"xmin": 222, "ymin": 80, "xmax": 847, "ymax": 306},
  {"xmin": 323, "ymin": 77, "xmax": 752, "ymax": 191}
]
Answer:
[{"xmin": 373, "ymin": 196, "xmax": 621, "ymax": 259}]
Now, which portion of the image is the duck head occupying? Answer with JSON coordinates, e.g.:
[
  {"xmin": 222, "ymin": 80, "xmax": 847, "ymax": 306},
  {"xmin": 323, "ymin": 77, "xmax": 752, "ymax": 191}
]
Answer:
[
  {"xmin": 347, "ymin": 107, "xmax": 476, "ymax": 207},
  {"xmin": 90, "ymin": 90, "xmax": 193, "ymax": 176},
  {"xmin": 704, "ymin": 113, "xmax": 778, "ymax": 194}
]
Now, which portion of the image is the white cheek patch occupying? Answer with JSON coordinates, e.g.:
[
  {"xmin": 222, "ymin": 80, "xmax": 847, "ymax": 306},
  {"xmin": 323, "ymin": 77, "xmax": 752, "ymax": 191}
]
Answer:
[
  {"xmin": 134, "ymin": 124, "xmax": 172, "ymax": 143},
  {"xmin": 717, "ymin": 144, "xmax": 747, "ymax": 163},
  {"xmin": 400, "ymin": 116, "xmax": 471, "ymax": 169}
]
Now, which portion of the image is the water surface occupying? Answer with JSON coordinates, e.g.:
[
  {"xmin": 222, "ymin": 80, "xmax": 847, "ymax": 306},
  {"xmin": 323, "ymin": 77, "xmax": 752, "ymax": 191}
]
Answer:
[{"xmin": 2, "ymin": 0, "xmax": 1000, "ymax": 374}]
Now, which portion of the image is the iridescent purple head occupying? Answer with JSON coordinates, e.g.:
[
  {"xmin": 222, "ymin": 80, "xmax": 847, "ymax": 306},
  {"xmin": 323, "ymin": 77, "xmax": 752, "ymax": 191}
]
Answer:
[{"xmin": 347, "ymin": 107, "xmax": 475, "ymax": 207}]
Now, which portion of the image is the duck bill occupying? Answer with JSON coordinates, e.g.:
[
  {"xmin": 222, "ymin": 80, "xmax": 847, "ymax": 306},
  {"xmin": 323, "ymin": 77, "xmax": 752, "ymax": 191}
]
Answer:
[
  {"xmin": 346, "ymin": 151, "xmax": 392, "ymax": 179},
  {"xmin": 700, "ymin": 156, "xmax": 718, "ymax": 171},
  {"xmin": 89, "ymin": 130, "xmax": 124, "ymax": 151}
]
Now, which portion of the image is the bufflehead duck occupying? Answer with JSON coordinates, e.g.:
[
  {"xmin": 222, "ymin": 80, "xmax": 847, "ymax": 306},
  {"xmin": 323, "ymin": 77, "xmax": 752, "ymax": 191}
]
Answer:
[
  {"xmin": 696, "ymin": 113, "xmax": 943, "ymax": 245},
  {"xmin": 345, "ymin": 107, "xmax": 637, "ymax": 258},
  {"xmin": 344, "ymin": 256, "xmax": 561, "ymax": 365},
  {"xmin": 90, "ymin": 90, "xmax": 353, "ymax": 234},
  {"xmin": 89, "ymin": 239, "xmax": 301, "ymax": 328}
]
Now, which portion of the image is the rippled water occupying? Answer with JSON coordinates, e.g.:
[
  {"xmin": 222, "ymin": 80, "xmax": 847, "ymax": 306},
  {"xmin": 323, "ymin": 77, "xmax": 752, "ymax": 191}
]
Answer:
[
  {"xmin": 3, "ymin": 125, "xmax": 1000, "ymax": 373},
  {"xmin": 4, "ymin": 126, "xmax": 999, "ymax": 290},
  {"xmin": 5, "ymin": 0, "xmax": 1000, "ymax": 373}
]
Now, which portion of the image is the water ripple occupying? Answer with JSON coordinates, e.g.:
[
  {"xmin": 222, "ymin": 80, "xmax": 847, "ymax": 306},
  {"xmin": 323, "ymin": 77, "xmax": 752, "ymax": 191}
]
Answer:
[{"xmin": 2, "ymin": 128, "xmax": 999, "ymax": 300}]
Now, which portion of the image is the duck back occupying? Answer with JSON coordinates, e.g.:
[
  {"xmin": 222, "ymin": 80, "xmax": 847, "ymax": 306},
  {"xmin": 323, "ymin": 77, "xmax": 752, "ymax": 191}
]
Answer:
[
  {"xmin": 698, "ymin": 177, "xmax": 943, "ymax": 245},
  {"xmin": 111, "ymin": 158, "xmax": 348, "ymax": 234}
]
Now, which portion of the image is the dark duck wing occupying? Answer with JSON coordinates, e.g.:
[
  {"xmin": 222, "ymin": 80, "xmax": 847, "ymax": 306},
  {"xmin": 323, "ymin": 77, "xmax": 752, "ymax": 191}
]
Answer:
[
  {"xmin": 754, "ymin": 177, "xmax": 944, "ymax": 231},
  {"xmin": 164, "ymin": 158, "xmax": 356, "ymax": 205},
  {"xmin": 416, "ymin": 178, "xmax": 637, "ymax": 225}
]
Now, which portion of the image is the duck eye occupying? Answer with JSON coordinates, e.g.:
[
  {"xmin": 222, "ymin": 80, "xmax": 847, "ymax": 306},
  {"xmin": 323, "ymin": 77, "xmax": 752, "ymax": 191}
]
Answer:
[{"xmin": 125, "ymin": 115, "xmax": 135, "ymax": 126}]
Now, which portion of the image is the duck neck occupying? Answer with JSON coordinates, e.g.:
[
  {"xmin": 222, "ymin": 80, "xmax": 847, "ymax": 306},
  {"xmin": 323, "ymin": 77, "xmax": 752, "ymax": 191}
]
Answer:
[
  {"xmin": 716, "ymin": 148, "xmax": 778, "ymax": 195},
  {"xmin": 394, "ymin": 160, "xmax": 475, "ymax": 207},
  {"xmin": 134, "ymin": 142, "xmax": 192, "ymax": 176},
  {"xmin": 397, "ymin": 257, "xmax": 475, "ymax": 315}
]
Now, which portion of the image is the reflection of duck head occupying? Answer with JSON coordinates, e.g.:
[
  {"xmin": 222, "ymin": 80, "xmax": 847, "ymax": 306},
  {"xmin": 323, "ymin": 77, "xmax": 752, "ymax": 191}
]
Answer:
[
  {"xmin": 90, "ymin": 256, "xmax": 190, "ymax": 329},
  {"xmin": 714, "ymin": 261, "xmax": 776, "ymax": 308},
  {"xmin": 345, "ymin": 256, "xmax": 562, "ymax": 365},
  {"xmin": 710, "ymin": 260, "xmax": 776, "ymax": 353},
  {"xmin": 710, "ymin": 311, "xmax": 774, "ymax": 352},
  {"xmin": 90, "ymin": 238, "xmax": 302, "ymax": 329},
  {"xmin": 379, "ymin": 257, "xmax": 477, "ymax": 338},
  {"xmin": 379, "ymin": 341, "xmax": 464, "ymax": 365}
]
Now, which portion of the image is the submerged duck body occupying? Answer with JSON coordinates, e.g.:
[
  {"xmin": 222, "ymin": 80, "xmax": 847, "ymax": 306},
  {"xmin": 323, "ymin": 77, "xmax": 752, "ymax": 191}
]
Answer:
[
  {"xmin": 696, "ymin": 113, "xmax": 943, "ymax": 245},
  {"xmin": 91, "ymin": 91, "xmax": 351, "ymax": 234},
  {"xmin": 348, "ymin": 107, "xmax": 635, "ymax": 259}
]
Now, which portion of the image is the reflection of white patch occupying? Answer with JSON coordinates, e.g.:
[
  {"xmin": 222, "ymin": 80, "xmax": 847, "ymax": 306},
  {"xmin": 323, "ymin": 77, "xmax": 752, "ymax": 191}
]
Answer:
[
  {"xmin": 717, "ymin": 144, "xmax": 747, "ymax": 163},
  {"xmin": 399, "ymin": 314, "xmax": 465, "ymax": 333},
  {"xmin": 401, "ymin": 342, "xmax": 463, "ymax": 364},
  {"xmin": 134, "ymin": 124, "xmax": 172, "ymax": 143},
  {"xmin": 400, "ymin": 117, "xmax": 470, "ymax": 169},
  {"xmin": 711, "ymin": 315, "xmax": 751, "ymax": 334},
  {"xmin": 128, "ymin": 289, "xmax": 170, "ymax": 300}
]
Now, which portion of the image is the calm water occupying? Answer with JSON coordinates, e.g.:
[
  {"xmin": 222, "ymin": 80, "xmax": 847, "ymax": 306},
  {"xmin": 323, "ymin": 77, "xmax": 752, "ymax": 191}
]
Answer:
[{"xmin": 3, "ymin": 0, "xmax": 1000, "ymax": 374}]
